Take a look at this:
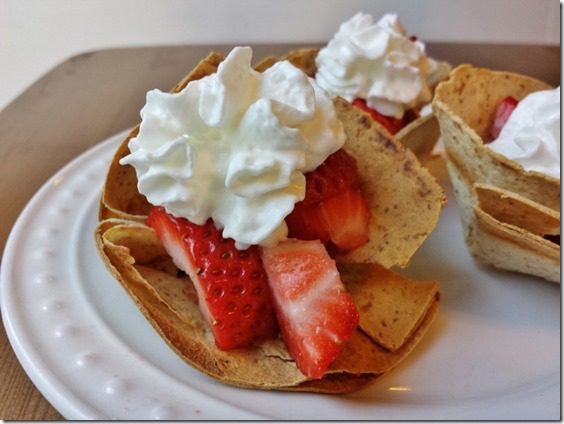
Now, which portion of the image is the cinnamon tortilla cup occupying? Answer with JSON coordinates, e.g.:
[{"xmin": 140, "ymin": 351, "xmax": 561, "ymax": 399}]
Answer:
[
  {"xmin": 96, "ymin": 50, "xmax": 445, "ymax": 393},
  {"xmin": 433, "ymin": 64, "xmax": 560, "ymax": 283}
]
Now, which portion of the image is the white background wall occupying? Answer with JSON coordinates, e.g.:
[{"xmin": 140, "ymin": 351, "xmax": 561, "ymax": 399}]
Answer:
[{"xmin": 1, "ymin": 0, "xmax": 560, "ymax": 111}]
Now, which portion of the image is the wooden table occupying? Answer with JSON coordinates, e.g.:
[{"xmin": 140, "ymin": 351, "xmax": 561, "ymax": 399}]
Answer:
[{"xmin": 0, "ymin": 43, "xmax": 559, "ymax": 420}]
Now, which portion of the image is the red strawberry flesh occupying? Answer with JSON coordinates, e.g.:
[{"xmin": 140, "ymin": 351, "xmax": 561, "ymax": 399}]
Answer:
[
  {"xmin": 352, "ymin": 98, "xmax": 407, "ymax": 135},
  {"xmin": 285, "ymin": 201, "xmax": 330, "ymax": 244},
  {"xmin": 490, "ymin": 96, "xmax": 519, "ymax": 141},
  {"xmin": 302, "ymin": 149, "xmax": 360, "ymax": 205},
  {"xmin": 261, "ymin": 239, "xmax": 359, "ymax": 379},
  {"xmin": 286, "ymin": 148, "xmax": 370, "ymax": 252},
  {"xmin": 146, "ymin": 206, "xmax": 277, "ymax": 350},
  {"xmin": 319, "ymin": 188, "xmax": 370, "ymax": 251}
]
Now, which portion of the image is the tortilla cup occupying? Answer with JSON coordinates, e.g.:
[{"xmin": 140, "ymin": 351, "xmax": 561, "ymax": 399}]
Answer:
[
  {"xmin": 95, "ymin": 50, "xmax": 445, "ymax": 393},
  {"xmin": 433, "ymin": 64, "xmax": 560, "ymax": 283}
]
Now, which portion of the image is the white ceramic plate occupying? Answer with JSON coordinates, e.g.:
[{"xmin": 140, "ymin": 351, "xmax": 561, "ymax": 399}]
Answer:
[{"xmin": 1, "ymin": 130, "xmax": 560, "ymax": 420}]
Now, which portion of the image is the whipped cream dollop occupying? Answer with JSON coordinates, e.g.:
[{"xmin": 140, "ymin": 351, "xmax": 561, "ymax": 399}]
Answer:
[
  {"xmin": 120, "ymin": 46, "xmax": 345, "ymax": 248},
  {"xmin": 488, "ymin": 87, "xmax": 560, "ymax": 180},
  {"xmin": 315, "ymin": 12, "xmax": 450, "ymax": 119}
]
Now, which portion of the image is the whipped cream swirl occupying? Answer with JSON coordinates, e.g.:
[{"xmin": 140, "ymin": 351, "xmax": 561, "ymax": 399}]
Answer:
[
  {"xmin": 488, "ymin": 87, "xmax": 560, "ymax": 180},
  {"xmin": 315, "ymin": 12, "xmax": 450, "ymax": 119},
  {"xmin": 120, "ymin": 46, "xmax": 345, "ymax": 248}
]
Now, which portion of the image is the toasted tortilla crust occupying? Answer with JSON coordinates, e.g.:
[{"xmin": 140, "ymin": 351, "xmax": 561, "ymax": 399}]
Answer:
[
  {"xmin": 433, "ymin": 65, "xmax": 560, "ymax": 283},
  {"xmin": 254, "ymin": 47, "xmax": 319, "ymax": 77},
  {"xmin": 474, "ymin": 183, "xmax": 560, "ymax": 237},
  {"xmin": 334, "ymin": 97, "xmax": 445, "ymax": 267},
  {"xmin": 95, "ymin": 219, "xmax": 440, "ymax": 392},
  {"xmin": 340, "ymin": 262, "xmax": 438, "ymax": 351},
  {"xmin": 448, "ymin": 161, "xmax": 560, "ymax": 282},
  {"xmin": 395, "ymin": 113, "xmax": 441, "ymax": 164},
  {"xmin": 471, "ymin": 207, "xmax": 560, "ymax": 282}
]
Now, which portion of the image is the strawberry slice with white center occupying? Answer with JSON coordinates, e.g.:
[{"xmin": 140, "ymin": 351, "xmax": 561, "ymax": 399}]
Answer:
[
  {"xmin": 147, "ymin": 206, "xmax": 277, "ymax": 350},
  {"xmin": 261, "ymin": 239, "xmax": 359, "ymax": 379},
  {"xmin": 319, "ymin": 188, "xmax": 370, "ymax": 251}
]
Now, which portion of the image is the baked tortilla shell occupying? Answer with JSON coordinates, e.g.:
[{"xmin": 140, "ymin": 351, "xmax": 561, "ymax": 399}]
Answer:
[
  {"xmin": 333, "ymin": 97, "xmax": 445, "ymax": 267},
  {"xmin": 433, "ymin": 64, "xmax": 560, "ymax": 282},
  {"xmin": 433, "ymin": 64, "xmax": 559, "ymax": 211}
]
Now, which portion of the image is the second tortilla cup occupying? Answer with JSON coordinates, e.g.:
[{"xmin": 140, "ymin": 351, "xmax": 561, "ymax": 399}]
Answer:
[{"xmin": 433, "ymin": 64, "xmax": 560, "ymax": 283}]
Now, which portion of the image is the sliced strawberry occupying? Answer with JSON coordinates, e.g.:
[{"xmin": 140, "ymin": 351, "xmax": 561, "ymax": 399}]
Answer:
[
  {"xmin": 261, "ymin": 239, "xmax": 359, "ymax": 379},
  {"xmin": 146, "ymin": 206, "xmax": 277, "ymax": 350},
  {"xmin": 352, "ymin": 98, "xmax": 406, "ymax": 135},
  {"xmin": 490, "ymin": 96, "xmax": 518, "ymax": 141},
  {"xmin": 318, "ymin": 189, "xmax": 370, "ymax": 251},
  {"xmin": 286, "ymin": 148, "xmax": 369, "ymax": 250},
  {"xmin": 285, "ymin": 201, "xmax": 329, "ymax": 243},
  {"xmin": 302, "ymin": 149, "xmax": 359, "ymax": 205}
]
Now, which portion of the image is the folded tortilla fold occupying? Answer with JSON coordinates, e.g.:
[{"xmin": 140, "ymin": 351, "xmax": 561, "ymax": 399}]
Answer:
[{"xmin": 474, "ymin": 183, "xmax": 560, "ymax": 237}]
